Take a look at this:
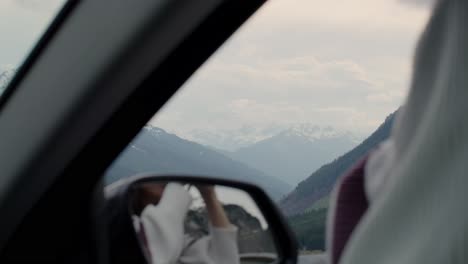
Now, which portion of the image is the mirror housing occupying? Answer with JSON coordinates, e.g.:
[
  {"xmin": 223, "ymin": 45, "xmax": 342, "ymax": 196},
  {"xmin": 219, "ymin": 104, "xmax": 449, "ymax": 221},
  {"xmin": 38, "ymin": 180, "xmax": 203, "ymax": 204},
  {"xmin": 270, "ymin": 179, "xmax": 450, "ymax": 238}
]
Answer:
[{"xmin": 105, "ymin": 175, "xmax": 298, "ymax": 264}]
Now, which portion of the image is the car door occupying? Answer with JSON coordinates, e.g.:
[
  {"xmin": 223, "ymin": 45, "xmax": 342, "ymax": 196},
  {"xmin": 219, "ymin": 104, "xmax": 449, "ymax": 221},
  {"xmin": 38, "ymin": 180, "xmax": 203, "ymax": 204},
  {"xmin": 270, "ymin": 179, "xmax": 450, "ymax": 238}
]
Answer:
[{"xmin": 0, "ymin": 0, "xmax": 266, "ymax": 262}]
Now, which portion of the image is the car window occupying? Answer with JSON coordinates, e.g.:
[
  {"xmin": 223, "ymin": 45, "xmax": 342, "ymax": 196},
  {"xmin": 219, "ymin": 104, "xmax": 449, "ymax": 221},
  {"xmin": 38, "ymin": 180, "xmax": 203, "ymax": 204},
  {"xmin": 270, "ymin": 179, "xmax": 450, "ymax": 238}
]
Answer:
[
  {"xmin": 0, "ymin": 0, "xmax": 66, "ymax": 95},
  {"xmin": 105, "ymin": 0, "xmax": 432, "ymax": 257}
]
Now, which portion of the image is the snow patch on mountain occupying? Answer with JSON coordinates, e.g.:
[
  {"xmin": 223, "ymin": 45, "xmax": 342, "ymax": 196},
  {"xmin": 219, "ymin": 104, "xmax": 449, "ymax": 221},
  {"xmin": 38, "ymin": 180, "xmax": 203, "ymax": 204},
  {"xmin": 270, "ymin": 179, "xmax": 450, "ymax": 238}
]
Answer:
[
  {"xmin": 183, "ymin": 124, "xmax": 286, "ymax": 151},
  {"xmin": 143, "ymin": 125, "xmax": 166, "ymax": 136},
  {"xmin": 0, "ymin": 68, "xmax": 16, "ymax": 92},
  {"xmin": 280, "ymin": 124, "xmax": 360, "ymax": 143},
  {"xmin": 181, "ymin": 123, "xmax": 361, "ymax": 151}
]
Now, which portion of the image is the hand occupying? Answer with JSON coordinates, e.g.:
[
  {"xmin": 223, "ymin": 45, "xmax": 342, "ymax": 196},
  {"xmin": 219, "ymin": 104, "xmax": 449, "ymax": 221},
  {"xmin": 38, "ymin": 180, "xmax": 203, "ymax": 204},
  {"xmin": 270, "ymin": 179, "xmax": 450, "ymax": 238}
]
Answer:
[
  {"xmin": 139, "ymin": 182, "xmax": 167, "ymax": 205},
  {"xmin": 195, "ymin": 185, "xmax": 231, "ymax": 228},
  {"xmin": 195, "ymin": 184, "xmax": 216, "ymax": 200}
]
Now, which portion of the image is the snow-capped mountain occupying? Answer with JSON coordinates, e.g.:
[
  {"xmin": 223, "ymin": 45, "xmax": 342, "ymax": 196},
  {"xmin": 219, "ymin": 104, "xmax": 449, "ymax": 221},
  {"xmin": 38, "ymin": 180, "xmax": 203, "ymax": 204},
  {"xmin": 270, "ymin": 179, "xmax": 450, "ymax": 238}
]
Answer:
[
  {"xmin": 142, "ymin": 125, "xmax": 166, "ymax": 137},
  {"xmin": 184, "ymin": 124, "xmax": 287, "ymax": 151},
  {"xmin": 106, "ymin": 126, "xmax": 292, "ymax": 200},
  {"xmin": 280, "ymin": 112, "xmax": 396, "ymax": 215},
  {"xmin": 0, "ymin": 68, "xmax": 16, "ymax": 92},
  {"xmin": 184, "ymin": 123, "xmax": 360, "ymax": 152},
  {"xmin": 221, "ymin": 124, "xmax": 360, "ymax": 185},
  {"xmin": 175, "ymin": 124, "xmax": 361, "ymax": 185},
  {"xmin": 278, "ymin": 124, "xmax": 360, "ymax": 144}
]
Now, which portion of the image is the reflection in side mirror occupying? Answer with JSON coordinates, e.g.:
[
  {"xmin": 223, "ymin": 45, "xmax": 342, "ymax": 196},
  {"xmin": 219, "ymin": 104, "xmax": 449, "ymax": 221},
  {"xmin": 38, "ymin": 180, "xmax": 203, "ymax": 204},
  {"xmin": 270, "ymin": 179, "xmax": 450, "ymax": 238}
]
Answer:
[
  {"xmin": 105, "ymin": 176, "xmax": 297, "ymax": 264},
  {"xmin": 132, "ymin": 181, "xmax": 276, "ymax": 264}
]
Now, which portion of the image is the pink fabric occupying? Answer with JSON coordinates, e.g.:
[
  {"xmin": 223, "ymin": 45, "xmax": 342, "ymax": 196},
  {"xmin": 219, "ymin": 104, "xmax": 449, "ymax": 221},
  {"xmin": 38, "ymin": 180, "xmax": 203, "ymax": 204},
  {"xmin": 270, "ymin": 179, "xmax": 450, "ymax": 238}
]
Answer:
[{"xmin": 331, "ymin": 156, "xmax": 369, "ymax": 264}]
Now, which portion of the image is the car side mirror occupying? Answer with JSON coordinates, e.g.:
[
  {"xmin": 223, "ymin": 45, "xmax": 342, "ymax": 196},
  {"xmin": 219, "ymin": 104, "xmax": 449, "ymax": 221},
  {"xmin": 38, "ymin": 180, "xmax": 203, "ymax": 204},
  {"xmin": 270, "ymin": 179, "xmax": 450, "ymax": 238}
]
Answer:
[{"xmin": 104, "ymin": 175, "xmax": 298, "ymax": 264}]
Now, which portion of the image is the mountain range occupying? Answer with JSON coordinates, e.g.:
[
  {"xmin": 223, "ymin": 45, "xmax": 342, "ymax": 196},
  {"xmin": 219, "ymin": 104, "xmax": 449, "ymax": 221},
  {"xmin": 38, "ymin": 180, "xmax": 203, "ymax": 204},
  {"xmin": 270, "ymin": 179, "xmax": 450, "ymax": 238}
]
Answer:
[
  {"xmin": 185, "ymin": 124, "xmax": 288, "ymax": 151},
  {"xmin": 104, "ymin": 126, "xmax": 292, "ymax": 200},
  {"xmin": 105, "ymin": 111, "xmax": 395, "ymax": 214},
  {"xmin": 279, "ymin": 112, "xmax": 396, "ymax": 250},
  {"xmin": 279, "ymin": 112, "xmax": 396, "ymax": 216},
  {"xmin": 104, "ymin": 111, "xmax": 396, "ymax": 251},
  {"xmin": 226, "ymin": 124, "xmax": 359, "ymax": 185}
]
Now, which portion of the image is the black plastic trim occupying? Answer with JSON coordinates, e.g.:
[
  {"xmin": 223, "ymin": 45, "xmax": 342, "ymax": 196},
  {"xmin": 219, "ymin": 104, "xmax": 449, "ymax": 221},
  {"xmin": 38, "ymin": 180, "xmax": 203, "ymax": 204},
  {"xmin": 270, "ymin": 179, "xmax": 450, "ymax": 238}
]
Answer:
[{"xmin": 0, "ymin": 0, "xmax": 299, "ymax": 263}]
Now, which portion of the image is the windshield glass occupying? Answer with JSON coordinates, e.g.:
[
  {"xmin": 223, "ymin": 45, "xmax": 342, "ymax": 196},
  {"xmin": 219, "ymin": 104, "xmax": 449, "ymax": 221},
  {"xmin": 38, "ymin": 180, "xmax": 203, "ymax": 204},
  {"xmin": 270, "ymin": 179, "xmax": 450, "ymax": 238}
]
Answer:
[{"xmin": 0, "ymin": 0, "xmax": 66, "ymax": 94}]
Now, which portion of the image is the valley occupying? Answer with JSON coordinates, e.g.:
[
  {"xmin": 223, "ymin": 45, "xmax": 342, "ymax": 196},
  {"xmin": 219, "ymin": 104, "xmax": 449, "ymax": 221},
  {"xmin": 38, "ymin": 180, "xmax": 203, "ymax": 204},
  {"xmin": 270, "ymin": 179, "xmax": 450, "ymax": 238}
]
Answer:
[{"xmin": 104, "ymin": 112, "xmax": 396, "ymax": 251}]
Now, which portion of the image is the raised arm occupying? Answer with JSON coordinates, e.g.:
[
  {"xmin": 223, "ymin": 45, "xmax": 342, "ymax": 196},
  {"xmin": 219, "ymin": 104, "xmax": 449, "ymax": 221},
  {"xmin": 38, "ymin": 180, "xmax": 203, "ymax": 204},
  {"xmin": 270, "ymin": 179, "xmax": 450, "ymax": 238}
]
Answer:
[
  {"xmin": 179, "ymin": 185, "xmax": 239, "ymax": 264},
  {"xmin": 197, "ymin": 185, "xmax": 231, "ymax": 228}
]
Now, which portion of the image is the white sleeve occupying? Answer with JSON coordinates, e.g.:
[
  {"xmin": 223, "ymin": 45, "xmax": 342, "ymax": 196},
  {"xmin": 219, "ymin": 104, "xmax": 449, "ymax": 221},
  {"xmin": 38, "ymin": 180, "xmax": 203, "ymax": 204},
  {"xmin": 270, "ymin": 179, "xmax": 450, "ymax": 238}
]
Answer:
[
  {"xmin": 139, "ymin": 183, "xmax": 193, "ymax": 264},
  {"xmin": 179, "ymin": 224, "xmax": 240, "ymax": 264}
]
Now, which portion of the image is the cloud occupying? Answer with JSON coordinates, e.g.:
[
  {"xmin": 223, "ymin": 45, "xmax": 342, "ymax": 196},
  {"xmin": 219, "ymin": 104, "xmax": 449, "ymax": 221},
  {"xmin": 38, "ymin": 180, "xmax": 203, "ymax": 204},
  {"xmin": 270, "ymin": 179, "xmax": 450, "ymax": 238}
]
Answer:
[
  {"xmin": 246, "ymin": 0, "xmax": 431, "ymax": 35},
  {"xmin": 227, "ymin": 99, "xmax": 307, "ymax": 124},
  {"xmin": 0, "ymin": 64, "xmax": 15, "ymax": 72},
  {"xmin": 0, "ymin": 0, "xmax": 65, "ymax": 67},
  {"xmin": 153, "ymin": 50, "xmax": 415, "ymax": 136},
  {"xmin": 12, "ymin": 0, "xmax": 64, "ymax": 12},
  {"xmin": 0, "ymin": 0, "xmax": 432, "ymax": 138},
  {"xmin": 366, "ymin": 93, "xmax": 394, "ymax": 103},
  {"xmin": 143, "ymin": 0, "xmax": 431, "ymax": 136},
  {"xmin": 399, "ymin": 0, "xmax": 436, "ymax": 8},
  {"xmin": 198, "ymin": 55, "xmax": 377, "ymax": 95}
]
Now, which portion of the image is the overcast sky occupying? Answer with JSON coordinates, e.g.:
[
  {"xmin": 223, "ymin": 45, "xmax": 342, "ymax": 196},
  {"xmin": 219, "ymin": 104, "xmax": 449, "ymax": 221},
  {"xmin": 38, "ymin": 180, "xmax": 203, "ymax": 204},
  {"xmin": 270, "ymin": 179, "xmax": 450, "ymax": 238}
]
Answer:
[
  {"xmin": 0, "ymin": 0, "xmax": 64, "ymax": 70},
  {"xmin": 1, "ymin": 0, "xmax": 433, "ymax": 138},
  {"xmin": 151, "ymin": 0, "xmax": 433, "ymax": 138}
]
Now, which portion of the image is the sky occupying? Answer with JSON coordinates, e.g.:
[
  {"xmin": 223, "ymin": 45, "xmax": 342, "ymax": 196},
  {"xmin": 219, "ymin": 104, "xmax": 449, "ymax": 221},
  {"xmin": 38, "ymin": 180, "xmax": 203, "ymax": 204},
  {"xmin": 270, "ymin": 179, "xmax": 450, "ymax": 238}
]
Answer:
[
  {"xmin": 0, "ymin": 0, "xmax": 433, "ymax": 139},
  {"xmin": 0, "ymin": 0, "xmax": 64, "ymax": 71},
  {"xmin": 150, "ymin": 0, "xmax": 433, "ymax": 138}
]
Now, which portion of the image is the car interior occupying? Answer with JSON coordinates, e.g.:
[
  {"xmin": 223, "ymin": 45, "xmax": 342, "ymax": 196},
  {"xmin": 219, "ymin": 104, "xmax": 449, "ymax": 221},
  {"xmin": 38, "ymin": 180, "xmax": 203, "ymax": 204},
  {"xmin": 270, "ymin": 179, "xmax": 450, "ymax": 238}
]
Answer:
[
  {"xmin": 0, "ymin": 0, "xmax": 273, "ymax": 262},
  {"xmin": 1, "ymin": 0, "xmax": 457, "ymax": 264}
]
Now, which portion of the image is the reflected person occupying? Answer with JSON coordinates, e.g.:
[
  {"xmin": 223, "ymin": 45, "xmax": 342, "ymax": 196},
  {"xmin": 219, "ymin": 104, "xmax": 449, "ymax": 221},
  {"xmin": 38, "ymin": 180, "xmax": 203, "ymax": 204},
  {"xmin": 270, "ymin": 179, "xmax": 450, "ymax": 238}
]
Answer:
[{"xmin": 132, "ymin": 182, "xmax": 240, "ymax": 264}]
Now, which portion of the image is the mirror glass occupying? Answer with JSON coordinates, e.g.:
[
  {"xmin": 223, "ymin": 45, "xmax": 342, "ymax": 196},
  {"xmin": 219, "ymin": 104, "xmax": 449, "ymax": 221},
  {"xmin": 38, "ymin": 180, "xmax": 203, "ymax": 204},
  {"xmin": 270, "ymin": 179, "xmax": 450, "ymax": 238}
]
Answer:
[{"xmin": 128, "ymin": 181, "xmax": 278, "ymax": 264}]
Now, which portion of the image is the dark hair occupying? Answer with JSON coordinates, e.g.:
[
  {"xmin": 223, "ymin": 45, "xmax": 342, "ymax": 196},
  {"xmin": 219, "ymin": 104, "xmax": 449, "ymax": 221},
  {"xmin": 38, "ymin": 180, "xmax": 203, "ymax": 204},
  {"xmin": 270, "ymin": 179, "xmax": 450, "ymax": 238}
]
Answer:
[{"xmin": 105, "ymin": 183, "xmax": 147, "ymax": 264}]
